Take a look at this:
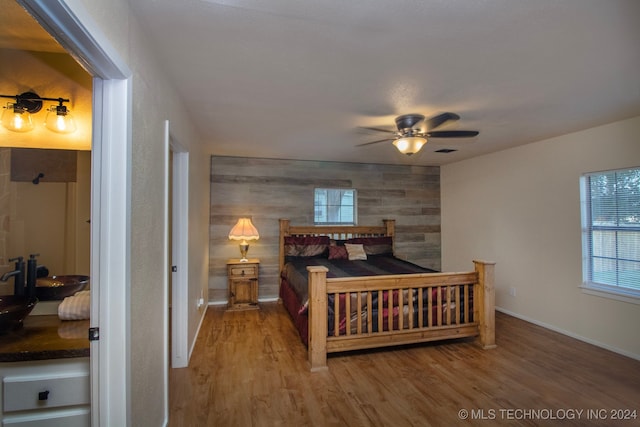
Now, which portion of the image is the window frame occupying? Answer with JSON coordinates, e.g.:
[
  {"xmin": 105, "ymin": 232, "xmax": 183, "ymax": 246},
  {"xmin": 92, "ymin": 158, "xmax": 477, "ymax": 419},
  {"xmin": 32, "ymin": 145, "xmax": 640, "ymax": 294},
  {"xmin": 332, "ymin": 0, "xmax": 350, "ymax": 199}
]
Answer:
[
  {"xmin": 580, "ymin": 167, "xmax": 640, "ymax": 303},
  {"xmin": 313, "ymin": 188, "xmax": 357, "ymax": 225}
]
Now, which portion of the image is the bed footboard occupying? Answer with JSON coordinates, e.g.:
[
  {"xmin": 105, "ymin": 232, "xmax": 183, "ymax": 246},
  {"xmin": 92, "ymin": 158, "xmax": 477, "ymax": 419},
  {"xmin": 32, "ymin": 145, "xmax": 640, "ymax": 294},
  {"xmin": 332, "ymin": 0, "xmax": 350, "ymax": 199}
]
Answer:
[{"xmin": 307, "ymin": 260, "xmax": 496, "ymax": 371}]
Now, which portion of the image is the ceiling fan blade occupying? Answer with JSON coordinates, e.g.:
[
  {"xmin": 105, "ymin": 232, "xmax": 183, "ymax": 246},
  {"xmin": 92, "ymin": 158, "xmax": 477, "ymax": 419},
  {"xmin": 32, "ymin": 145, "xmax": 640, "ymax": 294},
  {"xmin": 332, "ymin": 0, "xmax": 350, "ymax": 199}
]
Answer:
[
  {"xmin": 427, "ymin": 130, "xmax": 479, "ymax": 138},
  {"xmin": 425, "ymin": 112, "xmax": 460, "ymax": 130},
  {"xmin": 358, "ymin": 126, "xmax": 396, "ymax": 134},
  {"xmin": 357, "ymin": 138, "xmax": 394, "ymax": 147},
  {"xmin": 395, "ymin": 114, "xmax": 425, "ymax": 131}
]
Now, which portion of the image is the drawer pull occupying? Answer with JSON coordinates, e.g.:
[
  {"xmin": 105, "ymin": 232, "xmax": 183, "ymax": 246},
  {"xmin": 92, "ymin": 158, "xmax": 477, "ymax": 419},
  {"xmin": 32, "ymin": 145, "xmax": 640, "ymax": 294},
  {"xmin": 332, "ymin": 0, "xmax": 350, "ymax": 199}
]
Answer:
[{"xmin": 38, "ymin": 390, "xmax": 50, "ymax": 401}]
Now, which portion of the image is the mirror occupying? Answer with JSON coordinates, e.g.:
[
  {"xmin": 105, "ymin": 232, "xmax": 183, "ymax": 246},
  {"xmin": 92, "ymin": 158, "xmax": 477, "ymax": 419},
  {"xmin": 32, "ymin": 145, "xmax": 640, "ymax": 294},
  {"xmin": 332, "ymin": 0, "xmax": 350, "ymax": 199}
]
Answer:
[{"xmin": 0, "ymin": 148, "xmax": 91, "ymax": 295}]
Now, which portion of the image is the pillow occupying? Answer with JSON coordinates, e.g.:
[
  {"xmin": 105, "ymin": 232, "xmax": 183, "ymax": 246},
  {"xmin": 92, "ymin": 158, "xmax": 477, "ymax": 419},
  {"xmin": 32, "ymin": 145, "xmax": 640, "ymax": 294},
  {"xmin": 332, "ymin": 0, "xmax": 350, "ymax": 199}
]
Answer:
[
  {"xmin": 328, "ymin": 245, "xmax": 348, "ymax": 260},
  {"xmin": 347, "ymin": 237, "xmax": 393, "ymax": 255},
  {"xmin": 344, "ymin": 243, "xmax": 367, "ymax": 261},
  {"xmin": 284, "ymin": 236, "xmax": 330, "ymax": 257}
]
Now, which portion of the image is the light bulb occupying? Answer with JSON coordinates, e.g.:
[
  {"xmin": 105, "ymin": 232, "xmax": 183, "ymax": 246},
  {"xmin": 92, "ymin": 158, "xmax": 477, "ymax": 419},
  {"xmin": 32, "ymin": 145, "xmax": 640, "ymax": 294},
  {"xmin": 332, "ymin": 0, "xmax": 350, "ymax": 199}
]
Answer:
[
  {"xmin": 45, "ymin": 104, "xmax": 77, "ymax": 134},
  {"xmin": 2, "ymin": 104, "xmax": 34, "ymax": 132}
]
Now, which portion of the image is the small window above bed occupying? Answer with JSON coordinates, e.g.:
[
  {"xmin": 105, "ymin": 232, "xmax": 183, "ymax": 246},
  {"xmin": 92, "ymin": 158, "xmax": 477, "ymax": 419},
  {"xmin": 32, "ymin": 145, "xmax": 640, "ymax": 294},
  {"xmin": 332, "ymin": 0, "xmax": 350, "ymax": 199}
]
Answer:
[{"xmin": 314, "ymin": 188, "xmax": 357, "ymax": 225}]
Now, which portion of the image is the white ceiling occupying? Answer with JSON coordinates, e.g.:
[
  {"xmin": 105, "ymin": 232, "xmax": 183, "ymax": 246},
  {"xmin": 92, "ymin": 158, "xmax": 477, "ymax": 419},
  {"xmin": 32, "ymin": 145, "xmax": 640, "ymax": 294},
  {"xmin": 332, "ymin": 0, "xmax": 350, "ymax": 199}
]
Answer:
[{"xmin": 5, "ymin": 0, "xmax": 640, "ymax": 166}]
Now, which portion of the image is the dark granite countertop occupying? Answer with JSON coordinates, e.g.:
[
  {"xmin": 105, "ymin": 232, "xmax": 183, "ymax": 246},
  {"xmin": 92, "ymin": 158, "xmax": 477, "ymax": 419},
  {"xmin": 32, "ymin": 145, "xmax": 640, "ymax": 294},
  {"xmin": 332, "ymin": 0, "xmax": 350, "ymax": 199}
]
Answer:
[{"xmin": 0, "ymin": 315, "xmax": 90, "ymax": 362}]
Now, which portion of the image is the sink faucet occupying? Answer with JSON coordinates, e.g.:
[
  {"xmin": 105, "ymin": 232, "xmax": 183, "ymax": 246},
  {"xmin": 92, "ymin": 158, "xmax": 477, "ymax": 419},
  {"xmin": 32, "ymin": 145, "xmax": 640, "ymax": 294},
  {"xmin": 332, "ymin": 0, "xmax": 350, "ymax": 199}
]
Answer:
[
  {"xmin": 1, "ymin": 257, "xmax": 26, "ymax": 296},
  {"xmin": 27, "ymin": 254, "xmax": 47, "ymax": 299},
  {"xmin": 0, "ymin": 270, "xmax": 20, "ymax": 281}
]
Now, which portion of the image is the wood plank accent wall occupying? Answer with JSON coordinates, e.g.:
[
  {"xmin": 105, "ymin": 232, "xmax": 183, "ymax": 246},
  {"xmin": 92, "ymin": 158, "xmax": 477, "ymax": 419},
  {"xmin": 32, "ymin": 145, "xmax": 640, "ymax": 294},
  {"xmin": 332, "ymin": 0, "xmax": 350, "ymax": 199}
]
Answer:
[{"xmin": 209, "ymin": 156, "xmax": 441, "ymax": 302}]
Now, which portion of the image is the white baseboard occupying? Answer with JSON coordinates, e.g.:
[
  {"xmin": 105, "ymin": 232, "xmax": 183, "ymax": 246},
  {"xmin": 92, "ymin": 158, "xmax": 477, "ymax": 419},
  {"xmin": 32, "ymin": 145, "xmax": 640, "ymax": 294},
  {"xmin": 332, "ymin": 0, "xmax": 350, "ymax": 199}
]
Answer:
[
  {"xmin": 208, "ymin": 297, "xmax": 279, "ymax": 306},
  {"xmin": 208, "ymin": 300, "xmax": 227, "ymax": 307},
  {"xmin": 496, "ymin": 307, "xmax": 640, "ymax": 361},
  {"xmin": 188, "ymin": 305, "xmax": 208, "ymax": 361}
]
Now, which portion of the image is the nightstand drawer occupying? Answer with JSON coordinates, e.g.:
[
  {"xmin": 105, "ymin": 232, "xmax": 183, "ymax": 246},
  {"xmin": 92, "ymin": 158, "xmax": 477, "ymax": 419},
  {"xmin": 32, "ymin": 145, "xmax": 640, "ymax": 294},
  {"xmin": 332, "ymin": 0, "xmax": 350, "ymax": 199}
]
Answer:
[{"xmin": 229, "ymin": 265, "xmax": 257, "ymax": 278}]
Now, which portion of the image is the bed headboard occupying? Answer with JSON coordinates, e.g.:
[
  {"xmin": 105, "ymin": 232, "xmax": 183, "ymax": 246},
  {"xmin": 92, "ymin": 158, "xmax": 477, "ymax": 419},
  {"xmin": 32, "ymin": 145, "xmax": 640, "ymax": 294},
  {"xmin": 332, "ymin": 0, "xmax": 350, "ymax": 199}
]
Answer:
[{"xmin": 278, "ymin": 218, "xmax": 395, "ymax": 274}]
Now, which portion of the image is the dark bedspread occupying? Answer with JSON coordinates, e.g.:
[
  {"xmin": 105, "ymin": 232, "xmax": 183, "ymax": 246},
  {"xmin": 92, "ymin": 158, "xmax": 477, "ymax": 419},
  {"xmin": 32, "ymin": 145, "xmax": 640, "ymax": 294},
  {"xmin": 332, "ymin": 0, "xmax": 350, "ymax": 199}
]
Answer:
[{"xmin": 281, "ymin": 254, "xmax": 437, "ymax": 313}]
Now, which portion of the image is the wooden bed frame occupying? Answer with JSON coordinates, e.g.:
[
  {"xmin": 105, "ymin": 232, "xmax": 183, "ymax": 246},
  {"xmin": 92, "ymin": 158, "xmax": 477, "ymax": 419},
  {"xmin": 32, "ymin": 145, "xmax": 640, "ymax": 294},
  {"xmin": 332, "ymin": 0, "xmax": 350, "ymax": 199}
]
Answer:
[{"xmin": 279, "ymin": 219, "xmax": 496, "ymax": 371}]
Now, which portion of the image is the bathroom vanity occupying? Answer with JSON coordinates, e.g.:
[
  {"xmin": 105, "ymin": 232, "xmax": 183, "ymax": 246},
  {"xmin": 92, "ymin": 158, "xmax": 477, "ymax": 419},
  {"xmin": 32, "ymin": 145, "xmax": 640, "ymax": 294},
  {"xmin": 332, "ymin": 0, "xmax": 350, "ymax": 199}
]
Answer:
[{"xmin": 0, "ymin": 315, "xmax": 90, "ymax": 426}]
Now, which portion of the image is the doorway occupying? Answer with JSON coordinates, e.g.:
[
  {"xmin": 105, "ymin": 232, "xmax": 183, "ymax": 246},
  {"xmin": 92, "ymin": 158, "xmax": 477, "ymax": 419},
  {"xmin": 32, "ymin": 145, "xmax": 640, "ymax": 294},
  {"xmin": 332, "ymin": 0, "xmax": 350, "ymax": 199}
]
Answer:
[
  {"xmin": 17, "ymin": 1, "xmax": 133, "ymax": 425},
  {"xmin": 167, "ymin": 121, "xmax": 190, "ymax": 369}
]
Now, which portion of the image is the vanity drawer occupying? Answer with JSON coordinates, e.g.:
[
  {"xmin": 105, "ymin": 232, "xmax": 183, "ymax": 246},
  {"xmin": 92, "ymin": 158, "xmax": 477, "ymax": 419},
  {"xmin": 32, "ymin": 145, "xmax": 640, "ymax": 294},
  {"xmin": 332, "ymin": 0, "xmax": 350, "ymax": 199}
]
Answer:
[
  {"xmin": 3, "ymin": 373, "xmax": 89, "ymax": 412},
  {"xmin": 2, "ymin": 407, "xmax": 90, "ymax": 426},
  {"xmin": 228, "ymin": 265, "xmax": 258, "ymax": 278}
]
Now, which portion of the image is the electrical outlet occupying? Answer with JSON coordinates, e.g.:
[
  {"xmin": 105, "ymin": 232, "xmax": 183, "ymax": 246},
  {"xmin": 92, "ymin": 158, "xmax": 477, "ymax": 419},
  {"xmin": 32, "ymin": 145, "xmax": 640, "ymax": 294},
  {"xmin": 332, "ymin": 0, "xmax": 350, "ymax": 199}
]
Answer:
[
  {"xmin": 509, "ymin": 287, "xmax": 517, "ymax": 297},
  {"xmin": 197, "ymin": 290, "xmax": 205, "ymax": 308}
]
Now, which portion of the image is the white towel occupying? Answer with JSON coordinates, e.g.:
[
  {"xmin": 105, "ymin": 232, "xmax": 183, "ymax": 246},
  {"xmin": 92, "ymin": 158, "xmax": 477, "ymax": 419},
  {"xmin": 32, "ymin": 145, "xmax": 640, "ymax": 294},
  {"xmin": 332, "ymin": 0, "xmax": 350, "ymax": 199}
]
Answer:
[
  {"xmin": 57, "ymin": 321, "xmax": 88, "ymax": 339},
  {"xmin": 58, "ymin": 290, "xmax": 91, "ymax": 320}
]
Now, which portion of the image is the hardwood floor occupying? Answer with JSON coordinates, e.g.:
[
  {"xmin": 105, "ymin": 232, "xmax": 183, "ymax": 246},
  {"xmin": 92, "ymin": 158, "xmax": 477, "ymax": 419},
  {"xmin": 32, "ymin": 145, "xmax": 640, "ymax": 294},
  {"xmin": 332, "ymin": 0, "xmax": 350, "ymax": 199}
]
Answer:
[{"xmin": 169, "ymin": 303, "xmax": 640, "ymax": 426}]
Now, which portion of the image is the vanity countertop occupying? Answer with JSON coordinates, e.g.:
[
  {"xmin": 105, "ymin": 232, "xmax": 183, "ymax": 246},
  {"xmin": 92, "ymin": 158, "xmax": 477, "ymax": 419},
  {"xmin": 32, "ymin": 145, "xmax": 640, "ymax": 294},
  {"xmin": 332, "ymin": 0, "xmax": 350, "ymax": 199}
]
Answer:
[{"xmin": 0, "ymin": 315, "xmax": 90, "ymax": 362}]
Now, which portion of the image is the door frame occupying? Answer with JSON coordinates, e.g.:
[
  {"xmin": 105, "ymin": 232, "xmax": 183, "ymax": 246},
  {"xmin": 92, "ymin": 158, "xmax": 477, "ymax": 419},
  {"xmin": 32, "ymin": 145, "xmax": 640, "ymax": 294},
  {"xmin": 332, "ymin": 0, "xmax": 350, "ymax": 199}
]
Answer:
[
  {"xmin": 166, "ymin": 121, "xmax": 190, "ymax": 369},
  {"xmin": 18, "ymin": 1, "xmax": 132, "ymax": 425}
]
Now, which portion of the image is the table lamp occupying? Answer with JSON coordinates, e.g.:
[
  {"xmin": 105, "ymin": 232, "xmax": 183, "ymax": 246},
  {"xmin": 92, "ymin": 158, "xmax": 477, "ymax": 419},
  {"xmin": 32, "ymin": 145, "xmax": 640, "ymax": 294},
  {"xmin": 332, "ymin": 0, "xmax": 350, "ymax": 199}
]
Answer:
[{"xmin": 228, "ymin": 218, "xmax": 260, "ymax": 262}]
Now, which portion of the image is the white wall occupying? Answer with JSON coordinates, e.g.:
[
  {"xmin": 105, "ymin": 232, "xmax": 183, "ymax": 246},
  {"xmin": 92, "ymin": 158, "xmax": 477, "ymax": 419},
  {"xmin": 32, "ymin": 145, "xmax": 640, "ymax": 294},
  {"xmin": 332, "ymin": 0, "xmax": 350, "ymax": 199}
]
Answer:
[
  {"xmin": 69, "ymin": 0, "xmax": 211, "ymax": 424},
  {"xmin": 441, "ymin": 115, "xmax": 640, "ymax": 360}
]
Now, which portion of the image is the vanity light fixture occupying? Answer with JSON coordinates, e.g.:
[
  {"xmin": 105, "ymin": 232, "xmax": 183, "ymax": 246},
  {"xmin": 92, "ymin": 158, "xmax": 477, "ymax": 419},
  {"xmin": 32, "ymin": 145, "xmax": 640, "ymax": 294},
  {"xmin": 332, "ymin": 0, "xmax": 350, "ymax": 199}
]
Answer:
[
  {"xmin": 0, "ymin": 91, "xmax": 77, "ymax": 134},
  {"xmin": 228, "ymin": 218, "xmax": 260, "ymax": 262}
]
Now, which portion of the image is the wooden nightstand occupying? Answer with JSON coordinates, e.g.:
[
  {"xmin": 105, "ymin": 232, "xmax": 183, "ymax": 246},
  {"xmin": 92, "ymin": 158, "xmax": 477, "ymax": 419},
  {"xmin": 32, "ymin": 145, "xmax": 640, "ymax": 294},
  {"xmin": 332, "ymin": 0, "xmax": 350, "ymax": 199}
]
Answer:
[{"xmin": 226, "ymin": 259, "xmax": 259, "ymax": 310}]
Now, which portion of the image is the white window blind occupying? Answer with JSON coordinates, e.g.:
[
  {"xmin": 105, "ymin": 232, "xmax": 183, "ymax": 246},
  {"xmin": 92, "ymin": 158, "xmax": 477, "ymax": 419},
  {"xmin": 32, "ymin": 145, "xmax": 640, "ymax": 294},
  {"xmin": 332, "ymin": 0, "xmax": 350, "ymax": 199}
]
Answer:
[
  {"xmin": 581, "ymin": 167, "xmax": 640, "ymax": 299},
  {"xmin": 314, "ymin": 188, "xmax": 356, "ymax": 225}
]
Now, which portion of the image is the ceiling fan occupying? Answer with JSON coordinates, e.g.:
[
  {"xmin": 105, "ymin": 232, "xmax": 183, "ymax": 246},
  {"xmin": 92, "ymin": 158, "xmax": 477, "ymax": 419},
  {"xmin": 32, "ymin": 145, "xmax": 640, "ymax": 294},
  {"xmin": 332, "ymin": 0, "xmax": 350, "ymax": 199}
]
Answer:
[{"xmin": 358, "ymin": 112, "xmax": 479, "ymax": 155}]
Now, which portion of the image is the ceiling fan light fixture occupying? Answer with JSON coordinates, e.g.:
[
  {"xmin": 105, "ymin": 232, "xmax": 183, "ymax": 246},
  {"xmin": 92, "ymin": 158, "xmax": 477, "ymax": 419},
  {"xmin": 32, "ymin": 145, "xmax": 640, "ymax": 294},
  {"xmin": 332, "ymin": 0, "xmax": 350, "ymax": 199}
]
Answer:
[
  {"xmin": 393, "ymin": 136, "xmax": 426, "ymax": 155},
  {"xmin": 358, "ymin": 112, "xmax": 478, "ymax": 154}
]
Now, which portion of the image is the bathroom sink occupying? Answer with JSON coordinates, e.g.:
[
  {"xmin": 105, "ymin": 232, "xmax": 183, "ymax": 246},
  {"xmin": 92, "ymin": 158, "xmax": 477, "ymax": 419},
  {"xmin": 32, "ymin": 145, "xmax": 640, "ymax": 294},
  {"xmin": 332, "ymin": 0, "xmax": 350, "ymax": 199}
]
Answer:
[
  {"xmin": 36, "ymin": 275, "xmax": 90, "ymax": 301},
  {"xmin": 0, "ymin": 295, "xmax": 38, "ymax": 333}
]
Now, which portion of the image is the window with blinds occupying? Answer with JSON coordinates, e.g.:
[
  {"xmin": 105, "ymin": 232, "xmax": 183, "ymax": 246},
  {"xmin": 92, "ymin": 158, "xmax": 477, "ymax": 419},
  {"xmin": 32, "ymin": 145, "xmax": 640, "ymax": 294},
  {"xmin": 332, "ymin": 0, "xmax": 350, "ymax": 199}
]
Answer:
[
  {"xmin": 314, "ymin": 188, "xmax": 356, "ymax": 225},
  {"xmin": 581, "ymin": 167, "xmax": 640, "ymax": 299}
]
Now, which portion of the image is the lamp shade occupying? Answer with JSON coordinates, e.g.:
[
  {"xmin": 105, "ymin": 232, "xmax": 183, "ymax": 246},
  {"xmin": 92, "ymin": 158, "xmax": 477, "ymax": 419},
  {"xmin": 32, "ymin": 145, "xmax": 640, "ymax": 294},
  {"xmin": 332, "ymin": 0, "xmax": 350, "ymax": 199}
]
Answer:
[
  {"xmin": 2, "ymin": 104, "xmax": 34, "ymax": 132},
  {"xmin": 393, "ymin": 136, "xmax": 426, "ymax": 155},
  {"xmin": 228, "ymin": 218, "xmax": 260, "ymax": 241},
  {"xmin": 45, "ymin": 105, "xmax": 77, "ymax": 134}
]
